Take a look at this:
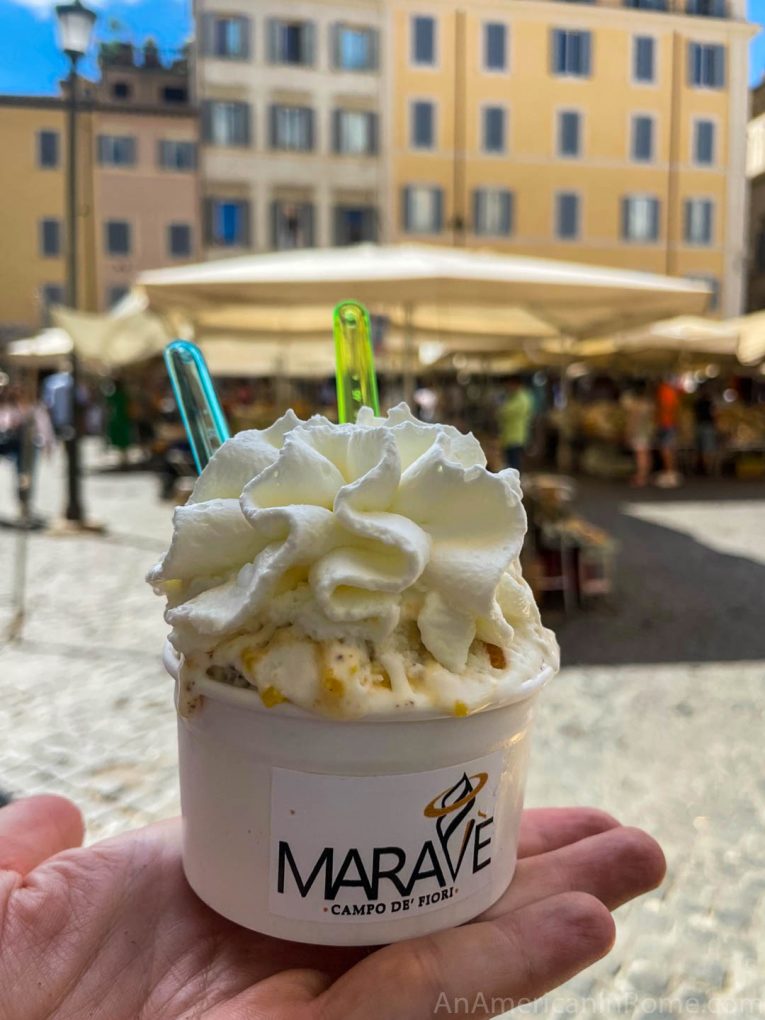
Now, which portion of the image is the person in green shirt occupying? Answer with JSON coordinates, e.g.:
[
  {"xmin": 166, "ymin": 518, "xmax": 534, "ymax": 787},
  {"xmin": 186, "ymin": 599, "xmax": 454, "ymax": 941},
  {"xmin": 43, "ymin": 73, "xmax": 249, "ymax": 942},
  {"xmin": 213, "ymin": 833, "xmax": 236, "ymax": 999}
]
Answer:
[{"xmin": 499, "ymin": 377, "xmax": 533, "ymax": 473}]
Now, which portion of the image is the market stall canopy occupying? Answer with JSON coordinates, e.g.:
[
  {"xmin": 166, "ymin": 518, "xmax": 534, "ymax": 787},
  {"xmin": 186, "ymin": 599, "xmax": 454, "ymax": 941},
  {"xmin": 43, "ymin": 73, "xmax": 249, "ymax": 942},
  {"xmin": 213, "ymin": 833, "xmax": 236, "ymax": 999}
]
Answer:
[
  {"xmin": 49, "ymin": 292, "xmax": 169, "ymax": 370},
  {"xmin": 138, "ymin": 244, "xmax": 711, "ymax": 342},
  {"xmin": 6, "ymin": 328, "xmax": 73, "ymax": 369},
  {"xmin": 727, "ymin": 309, "xmax": 765, "ymax": 365}
]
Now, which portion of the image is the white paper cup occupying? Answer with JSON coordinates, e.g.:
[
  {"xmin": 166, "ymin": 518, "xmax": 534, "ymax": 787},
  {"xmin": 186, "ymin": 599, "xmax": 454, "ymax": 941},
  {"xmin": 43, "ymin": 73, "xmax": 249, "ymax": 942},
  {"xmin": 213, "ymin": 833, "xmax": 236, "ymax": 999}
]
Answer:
[{"xmin": 164, "ymin": 642, "xmax": 553, "ymax": 946}]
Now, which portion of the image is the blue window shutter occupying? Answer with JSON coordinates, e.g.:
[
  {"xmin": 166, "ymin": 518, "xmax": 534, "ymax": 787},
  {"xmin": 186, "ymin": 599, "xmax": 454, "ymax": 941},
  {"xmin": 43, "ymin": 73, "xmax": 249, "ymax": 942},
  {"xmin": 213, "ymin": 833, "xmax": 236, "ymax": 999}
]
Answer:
[
  {"xmin": 502, "ymin": 191, "xmax": 513, "ymax": 235},
  {"xmin": 368, "ymin": 28, "xmax": 380, "ymax": 70},
  {"xmin": 331, "ymin": 23, "xmax": 341, "ymax": 68},
  {"xmin": 368, "ymin": 112, "xmax": 378, "ymax": 154},
  {"xmin": 433, "ymin": 188, "xmax": 443, "ymax": 232},
  {"xmin": 581, "ymin": 32, "xmax": 592, "ymax": 76},
  {"xmin": 713, "ymin": 46, "xmax": 725, "ymax": 87},
  {"xmin": 242, "ymin": 103, "xmax": 252, "ymax": 146},
  {"xmin": 267, "ymin": 19, "xmax": 280, "ymax": 62},
  {"xmin": 126, "ymin": 137, "xmax": 136, "ymax": 164},
  {"xmin": 97, "ymin": 135, "xmax": 107, "ymax": 163},
  {"xmin": 201, "ymin": 14, "xmax": 216, "ymax": 56},
  {"xmin": 203, "ymin": 198, "xmax": 215, "ymax": 244},
  {"xmin": 473, "ymin": 189, "xmax": 483, "ymax": 233},
  {"xmin": 402, "ymin": 187, "xmax": 411, "ymax": 231},
  {"xmin": 304, "ymin": 204, "xmax": 315, "ymax": 246},
  {"xmin": 332, "ymin": 110, "xmax": 341, "ymax": 152},
  {"xmin": 306, "ymin": 108, "xmax": 315, "ymax": 150},
  {"xmin": 551, "ymin": 30, "xmax": 563, "ymax": 73},
  {"xmin": 303, "ymin": 22, "xmax": 316, "ymax": 66},
  {"xmin": 704, "ymin": 202, "xmax": 713, "ymax": 242},
  {"xmin": 269, "ymin": 105, "xmax": 278, "ymax": 148},
  {"xmin": 270, "ymin": 201, "xmax": 280, "ymax": 247},
  {"xmin": 688, "ymin": 43, "xmax": 698, "ymax": 85},
  {"xmin": 650, "ymin": 198, "xmax": 660, "ymax": 241},
  {"xmin": 201, "ymin": 101, "xmax": 213, "ymax": 143},
  {"xmin": 241, "ymin": 16, "xmax": 251, "ymax": 59},
  {"xmin": 621, "ymin": 198, "xmax": 630, "ymax": 240},
  {"xmin": 240, "ymin": 201, "xmax": 251, "ymax": 246}
]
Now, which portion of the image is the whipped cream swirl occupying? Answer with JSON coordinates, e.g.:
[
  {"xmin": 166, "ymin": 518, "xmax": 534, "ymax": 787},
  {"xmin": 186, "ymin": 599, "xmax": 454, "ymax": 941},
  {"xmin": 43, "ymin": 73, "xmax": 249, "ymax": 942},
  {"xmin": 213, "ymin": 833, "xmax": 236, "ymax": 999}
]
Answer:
[{"xmin": 150, "ymin": 405, "xmax": 557, "ymax": 713}]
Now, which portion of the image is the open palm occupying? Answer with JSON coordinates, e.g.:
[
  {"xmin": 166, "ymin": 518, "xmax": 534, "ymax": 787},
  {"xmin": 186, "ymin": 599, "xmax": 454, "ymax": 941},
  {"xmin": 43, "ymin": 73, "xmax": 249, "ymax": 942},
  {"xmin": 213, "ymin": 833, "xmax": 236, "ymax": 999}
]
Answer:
[{"xmin": 0, "ymin": 796, "xmax": 664, "ymax": 1020}]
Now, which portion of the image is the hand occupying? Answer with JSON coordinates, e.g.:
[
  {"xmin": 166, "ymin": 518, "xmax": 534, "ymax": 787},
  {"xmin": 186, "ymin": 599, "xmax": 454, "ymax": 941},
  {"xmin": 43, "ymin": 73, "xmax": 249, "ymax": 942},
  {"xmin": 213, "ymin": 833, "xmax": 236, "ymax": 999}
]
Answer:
[{"xmin": 0, "ymin": 796, "xmax": 664, "ymax": 1020}]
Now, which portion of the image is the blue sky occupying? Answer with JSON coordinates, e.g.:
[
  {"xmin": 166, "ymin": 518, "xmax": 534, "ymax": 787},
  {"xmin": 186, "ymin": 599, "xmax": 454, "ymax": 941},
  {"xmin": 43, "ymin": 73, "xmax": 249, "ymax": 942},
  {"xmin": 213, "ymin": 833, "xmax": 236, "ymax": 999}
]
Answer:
[
  {"xmin": 0, "ymin": 0, "xmax": 764, "ymax": 93},
  {"xmin": 0, "ymin": 0, "xmax": 191, "ymax": 94}
]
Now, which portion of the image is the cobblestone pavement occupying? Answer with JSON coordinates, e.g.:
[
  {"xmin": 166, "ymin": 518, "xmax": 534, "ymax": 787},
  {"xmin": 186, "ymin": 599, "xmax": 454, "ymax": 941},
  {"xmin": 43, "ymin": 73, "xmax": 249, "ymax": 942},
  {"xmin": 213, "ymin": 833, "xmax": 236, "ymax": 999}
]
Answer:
[{"xmin": 0, "ymin": 449, "xmax": 763, "ymax": 1015}]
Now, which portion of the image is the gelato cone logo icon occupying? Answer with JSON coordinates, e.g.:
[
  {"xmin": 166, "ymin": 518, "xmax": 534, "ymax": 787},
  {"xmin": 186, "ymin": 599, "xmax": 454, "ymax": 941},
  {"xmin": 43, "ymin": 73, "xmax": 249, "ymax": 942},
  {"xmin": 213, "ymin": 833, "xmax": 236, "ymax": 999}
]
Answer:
[{"xmin": 424, "ymin": 773, "xmax": 489, "ymax": 882}]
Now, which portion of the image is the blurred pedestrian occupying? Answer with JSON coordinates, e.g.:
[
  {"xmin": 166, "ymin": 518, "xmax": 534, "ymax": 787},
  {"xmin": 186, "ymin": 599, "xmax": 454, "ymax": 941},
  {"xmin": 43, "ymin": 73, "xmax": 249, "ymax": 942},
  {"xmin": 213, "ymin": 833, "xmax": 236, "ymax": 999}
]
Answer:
[
  {"xmin": 693, "ymin": 384, "xmax": 718, "ymax": 476},
  {"xmin": 621, "ymin": 380, "xmax": 654, "ymax": 488},
  {"xmin": 499, "ymin": 376, "xmax": 533, "ymax": 473},
  {"xmin": 105, "ymin": 379, "xmax": 133, "ymax": 466},
  {"xmin": 655, "ymin": 377, "xmax": 682, "ymax": 489},
  {"xmin": 0, "ymin": 382, "xmax": 55, "ymax": 524}
]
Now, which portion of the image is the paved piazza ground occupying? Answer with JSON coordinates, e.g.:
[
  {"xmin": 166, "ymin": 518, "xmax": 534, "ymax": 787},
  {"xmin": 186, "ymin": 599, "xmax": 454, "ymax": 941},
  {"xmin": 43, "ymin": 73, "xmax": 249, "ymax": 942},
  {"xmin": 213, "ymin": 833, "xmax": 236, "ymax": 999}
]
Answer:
[{"xmin": 0, "ymin": 446, "xmax": 763, "ymax": 1017}]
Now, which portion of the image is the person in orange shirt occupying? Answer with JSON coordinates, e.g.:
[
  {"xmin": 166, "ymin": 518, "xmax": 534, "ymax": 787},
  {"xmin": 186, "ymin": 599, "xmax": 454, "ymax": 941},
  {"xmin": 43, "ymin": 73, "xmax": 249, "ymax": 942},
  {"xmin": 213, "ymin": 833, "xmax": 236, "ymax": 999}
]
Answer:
[{"xmin": 655, "ymin": 378, "xmax": 682, "ymax": 488}]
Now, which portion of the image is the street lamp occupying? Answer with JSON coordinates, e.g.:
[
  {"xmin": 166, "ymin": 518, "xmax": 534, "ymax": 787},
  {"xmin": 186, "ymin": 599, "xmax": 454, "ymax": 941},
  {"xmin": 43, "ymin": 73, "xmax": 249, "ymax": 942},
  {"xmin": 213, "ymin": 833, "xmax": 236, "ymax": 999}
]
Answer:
[{"xmin": 55, "ymin": 0, "xmax": 96, "ymax": 524}]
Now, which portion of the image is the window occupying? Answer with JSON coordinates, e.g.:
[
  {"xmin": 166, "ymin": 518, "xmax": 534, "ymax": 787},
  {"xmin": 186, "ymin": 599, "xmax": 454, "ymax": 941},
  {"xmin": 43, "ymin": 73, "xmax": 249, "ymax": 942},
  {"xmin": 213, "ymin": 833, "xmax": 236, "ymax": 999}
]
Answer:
[
  {"xmin": 482, "ymin": 106, "xmax": 506, "ymax": 153},
  {"xmin": 402, "ymin": 185, "xmax": 443, "ymax": 233},
  {"xmin": 686, "ymin": 274, "xmax": 720, "ymax": 309},
  {"xmin": 162, "ymin": 86, "xmax": 188, "ymax": 104},
  {"xmin": 206, "ymin": 199, "xmax": 251, "ymax": 247},
  {"xmin": 634, "ymin": 36, "xmax": 655, "ymax": 83},
  {"xmin": 684, "ymin": 199, "xmax": 714, "ymax": 244},
  {"xmin": 483, "ymin": 23, "xmax": 507, "ymax": 71},
  {"xmin": 558, "ymin": 111, "xmax": 581, "ymax": 157},
  {"xmin": 631, "ymin": 116, "xmax": 654, "ymax": 162},
  {"xmin": 40, "ymin": 285, "xmax": 64, "ymax": 308},
  {"xmin": 694, "ymin": 120, "xmax": 716, "ymax": 165},
  {"xmin": 270, "ymin": 201, "xmax": 314, "ymax": 250},
  {"xmin": 411, "ymin": 101, "xmax": 435, "ymax": 149},
  {"xmin": 158, "ymin": 140, "xmax": 197, "ymax": 170},
  {"xmin": 334, "ymin": 206, "xmax": 377, "ymax": 245},
  {"xmin": 625, "ymin": 0, "xmax": 667, "ymax": 9},
  {"xmin": 38, "ymin": 130, "xmax": 59, "ymax": 168},
  {"xmin": 269, "ymin": 105, "xmax": 314, "ymax": 151},
  {"xmin": 621, "ymin": 196, "xmax": 660, "ymax": 242},
  {"xmin": 97, "ymin": 135, "xmax": 136, "ymax": 166},
  {"xmin": 202, "ymin": 101, "xmax": 251, "ymax": 147},
  {"xmin": 201, "ymin": 14, "xmax": 251, "ymax": 58},
  {"xmin": 333, "ymin": 25, "xmax": 378, "ymax": 70},
  {"xmin": 267, "ymin": 19, "xmax": 315, "ymax": 65},
  {"xmin": 40, "ymin": 218, "xmax": 61, "ymax": 257},
  {"xmin": 112, "ymin": 81, "xmax": 131, "ymax": 99},
  {"xmin": 168, "ymin": 223, "xmax": 193, "ymax": 258},
  {"xmin": 555, "ymin": 192, "xmax": 580, "ymax": 239},
  {"xmin": 688, "ymin": 43, "xmax": 725, "ymax": 88},
  {"xmin": 473, "ymin": 189, "xmax": 513, "ymax": 236},
  {"xmin": 107, "ymin": 286, "xmax": 129, "ymax": 308},
  {"xmin": 412, "ymin": 16, "xmax": 436, "ymax": 65},
  {"xmin": 687, "ymin": 0, "xmax": 727, "ymax": 15},
  {"xmin": 105, "ymin": 220, "xmax": 131, "ymax": 256},
  {"xmin": 551, "ymin": 30, "xmax": 592, "ymax": 77},
  {"xmin": 333, "ymin": 110, "xmax": 378, "ymax": 155}
]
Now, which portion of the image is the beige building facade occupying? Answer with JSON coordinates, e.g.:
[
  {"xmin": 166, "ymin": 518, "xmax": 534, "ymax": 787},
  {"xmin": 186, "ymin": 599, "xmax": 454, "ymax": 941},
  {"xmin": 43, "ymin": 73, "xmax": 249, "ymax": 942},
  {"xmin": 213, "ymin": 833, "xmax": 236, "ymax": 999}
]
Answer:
[
  {"xmin": 195, "ymin": 0, "xmax": 384, "ymax": 255},
  {"xmin": 194, "ymin": 0, "xmax": 753, "ymax": 318}
]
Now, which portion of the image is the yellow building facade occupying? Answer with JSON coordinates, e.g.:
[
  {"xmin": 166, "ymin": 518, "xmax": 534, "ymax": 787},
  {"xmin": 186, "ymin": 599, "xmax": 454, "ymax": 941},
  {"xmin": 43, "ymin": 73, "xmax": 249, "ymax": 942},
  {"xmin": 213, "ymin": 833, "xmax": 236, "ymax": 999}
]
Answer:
[
  {"xmin": 0, "ymin": 51, "xmax": 198, "ymax": 340},
  {"xmin": 387, "ymin": 0, "xmax": 754, "ymax": 316},
  {"xmin": 0, "ymin": 98, "xmax": 97, "ymax": 339}
]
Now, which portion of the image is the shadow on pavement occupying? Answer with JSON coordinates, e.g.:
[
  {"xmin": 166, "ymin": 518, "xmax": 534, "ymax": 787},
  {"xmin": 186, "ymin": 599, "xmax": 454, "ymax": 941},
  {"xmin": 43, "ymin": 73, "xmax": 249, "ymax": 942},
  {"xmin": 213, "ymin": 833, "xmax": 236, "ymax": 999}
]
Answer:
[{"xmin": 548, "ymin": 479, "xmax": 765, "ymax": 666}]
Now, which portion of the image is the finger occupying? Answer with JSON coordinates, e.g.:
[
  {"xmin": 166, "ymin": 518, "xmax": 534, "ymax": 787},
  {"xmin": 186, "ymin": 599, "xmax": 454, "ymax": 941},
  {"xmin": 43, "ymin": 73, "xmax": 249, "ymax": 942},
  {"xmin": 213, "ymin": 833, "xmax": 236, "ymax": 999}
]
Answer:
[
  {"xmin": 320, "ymin": 891, "xmax": 615, "ymax": 1020},
  {"xmin": 518, "ymin": 807, "xmax": 620, "ymax": 858},
  {"xmin": 0, "ymin": 795, "xmax": 84, "ymax": 875},
  {"xmin": 483, "ymin": 825, "xmax": 666, "ymax": 920}
]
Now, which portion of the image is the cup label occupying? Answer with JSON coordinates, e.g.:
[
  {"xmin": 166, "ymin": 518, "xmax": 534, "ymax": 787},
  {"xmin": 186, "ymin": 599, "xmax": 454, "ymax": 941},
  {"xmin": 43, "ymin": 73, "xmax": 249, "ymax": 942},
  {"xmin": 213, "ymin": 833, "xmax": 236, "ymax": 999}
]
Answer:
[{"xmin": 269, "ymin": 750, "xmax": 503, "ymax": 924}]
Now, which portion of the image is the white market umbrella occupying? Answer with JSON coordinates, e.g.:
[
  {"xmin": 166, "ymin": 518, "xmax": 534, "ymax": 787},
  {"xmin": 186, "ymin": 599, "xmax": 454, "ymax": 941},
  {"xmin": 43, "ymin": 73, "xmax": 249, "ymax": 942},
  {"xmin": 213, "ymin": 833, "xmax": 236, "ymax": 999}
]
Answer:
[
  {"xmin": 50, "ymin": 293, "xmax": 169, "ymax": 372},
  {"xmin": 139, "ymin": 244, "xmax": 711, "ymax": 340},
  {"xmin": 6, "ymin": 328, "xmax": 73, "ymax": 368},
  {"xmin": 727, "ymin": 309, "xmax": 765, "ymax": 365}
]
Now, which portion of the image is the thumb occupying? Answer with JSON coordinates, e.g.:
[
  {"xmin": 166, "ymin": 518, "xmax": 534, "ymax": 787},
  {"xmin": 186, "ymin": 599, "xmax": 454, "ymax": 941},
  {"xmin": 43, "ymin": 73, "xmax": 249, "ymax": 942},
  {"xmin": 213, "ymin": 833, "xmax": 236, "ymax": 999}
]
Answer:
[{"xmin": 0, "ymin": 795, "xmax": 84, "ymax": 876}]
